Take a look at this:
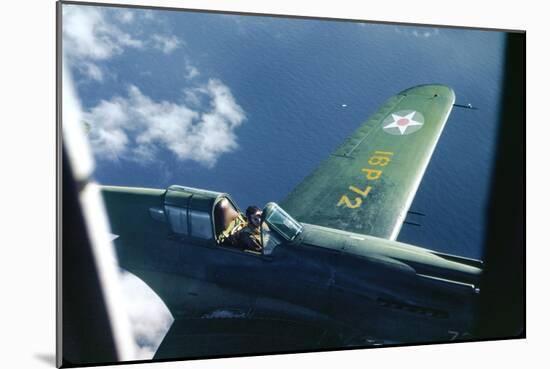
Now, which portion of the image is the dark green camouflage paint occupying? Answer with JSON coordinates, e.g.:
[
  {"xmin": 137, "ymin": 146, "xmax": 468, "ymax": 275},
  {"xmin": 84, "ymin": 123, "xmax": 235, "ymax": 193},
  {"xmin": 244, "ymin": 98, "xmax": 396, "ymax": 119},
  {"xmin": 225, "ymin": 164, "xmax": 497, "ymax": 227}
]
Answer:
[{"xmin": 281, "ymin": 84, "xmax": 455, "ymax": 240}]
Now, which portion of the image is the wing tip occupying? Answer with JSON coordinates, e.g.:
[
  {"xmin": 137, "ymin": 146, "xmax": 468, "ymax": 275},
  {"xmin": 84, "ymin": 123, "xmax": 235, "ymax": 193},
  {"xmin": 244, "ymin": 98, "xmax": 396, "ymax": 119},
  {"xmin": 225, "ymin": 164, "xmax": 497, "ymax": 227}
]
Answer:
[{"xmin": 398, "ymin": 84, "xmax": 455, "ymax": 101}]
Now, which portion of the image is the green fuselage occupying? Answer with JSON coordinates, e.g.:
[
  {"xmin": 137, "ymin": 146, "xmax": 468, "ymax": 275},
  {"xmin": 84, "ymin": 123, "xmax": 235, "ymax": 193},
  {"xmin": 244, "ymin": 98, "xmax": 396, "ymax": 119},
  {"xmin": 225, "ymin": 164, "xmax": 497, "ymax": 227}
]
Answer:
[{"xmin": 102, "ymin": 185, "xmax": 481, "ymax": 355}]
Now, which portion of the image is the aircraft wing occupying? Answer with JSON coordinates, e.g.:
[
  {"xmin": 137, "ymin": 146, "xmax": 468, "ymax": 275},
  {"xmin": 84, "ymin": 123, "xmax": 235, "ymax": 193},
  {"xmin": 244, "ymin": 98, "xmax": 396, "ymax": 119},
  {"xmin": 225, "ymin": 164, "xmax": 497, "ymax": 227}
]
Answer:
[{"xmin": 280, "ymin": 84, "xmax": 455, "ymax": 240}]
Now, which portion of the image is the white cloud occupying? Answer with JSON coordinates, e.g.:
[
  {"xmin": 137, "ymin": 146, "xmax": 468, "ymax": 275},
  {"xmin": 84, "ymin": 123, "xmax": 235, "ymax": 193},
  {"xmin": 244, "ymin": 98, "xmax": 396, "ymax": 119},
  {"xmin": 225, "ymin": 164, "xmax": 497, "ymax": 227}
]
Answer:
[
  {"xmin": 63, "ymin": 5, "xmax": 181, "ymax": 82},
  {"xmin": 142, "ymin": 9, "xmax": 156, "ymax": 20},
  {"xmin": 183, "ymin": 87, "xmax": 204, "ymax": 107},
  {"xmin": 85, "ymin": 79, "xmax": 246, "ymax": 167},
  {"xmin": 62, "ymin": 5, "xmax": 247, "ymax": 168},
  {"xmin": 118, "ymin": 270, "xmax": 174, "ymax": 360},
  {"xmin": 63, "ymin": 6, "xmax": 144, "ymax": 83},
  {"xmin": 115, "ymin": 9, "xmax": 135, "ymax": 24},
  {"xmin": 63, "ymin": 6, "xmax": 143, "ymax": 61},
  {"xmin": 207, "ymin": 79, "xmax": 246, "ymax": 126},
  {"xmin": 151, "ymin": 34, "xmax": 182, "ymax": 54},
  {"xmin": 395, "ymin": 26, "xmax": 440, "ymax": 39},
  {"xmin": 184, "ymin": 62, "xmax": 200, "ymax": 79},
  {"xmin": 78, "ymin": 61, "xmax": 104, "ymax": 82}
]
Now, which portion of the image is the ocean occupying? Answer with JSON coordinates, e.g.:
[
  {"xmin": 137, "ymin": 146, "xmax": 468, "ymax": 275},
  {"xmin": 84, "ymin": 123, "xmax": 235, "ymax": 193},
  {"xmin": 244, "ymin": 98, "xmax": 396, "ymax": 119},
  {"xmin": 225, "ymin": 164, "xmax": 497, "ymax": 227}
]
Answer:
[{"xmin": 85, "ymin": 9, "xmax": 507, "ymax": 260}]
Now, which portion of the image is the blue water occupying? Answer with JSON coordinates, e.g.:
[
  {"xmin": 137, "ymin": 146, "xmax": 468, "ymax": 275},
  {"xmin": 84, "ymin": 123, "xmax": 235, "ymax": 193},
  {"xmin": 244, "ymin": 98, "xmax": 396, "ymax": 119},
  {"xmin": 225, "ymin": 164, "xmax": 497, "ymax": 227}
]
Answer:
[{"xmin": 77, "ymin": 8, "xmax": 506, "ymax": 260}]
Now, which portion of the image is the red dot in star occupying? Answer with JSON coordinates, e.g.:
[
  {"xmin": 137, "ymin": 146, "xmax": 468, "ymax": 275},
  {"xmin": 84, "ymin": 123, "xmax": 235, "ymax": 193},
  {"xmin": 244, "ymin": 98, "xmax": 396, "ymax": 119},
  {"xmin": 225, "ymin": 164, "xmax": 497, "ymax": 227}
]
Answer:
[{"xmin": 397, "ymin": 118, "xmax": 409, "ymax": 126}]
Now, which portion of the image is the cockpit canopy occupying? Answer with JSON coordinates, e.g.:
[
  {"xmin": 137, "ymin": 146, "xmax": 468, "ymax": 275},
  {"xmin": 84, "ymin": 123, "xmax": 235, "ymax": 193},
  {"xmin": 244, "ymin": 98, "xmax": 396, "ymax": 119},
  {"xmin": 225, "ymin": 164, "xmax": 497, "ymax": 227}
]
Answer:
[
  {"xmin": 152, "ymin": 186, "xmax": 302, "ymax": 255},
  {"xmin": 158, "ymin": 185, "xmax": 233, "ymax": 241},
  {"xmin": 262, "ymin": 202, "xmax": 302, "ymax": 241}
]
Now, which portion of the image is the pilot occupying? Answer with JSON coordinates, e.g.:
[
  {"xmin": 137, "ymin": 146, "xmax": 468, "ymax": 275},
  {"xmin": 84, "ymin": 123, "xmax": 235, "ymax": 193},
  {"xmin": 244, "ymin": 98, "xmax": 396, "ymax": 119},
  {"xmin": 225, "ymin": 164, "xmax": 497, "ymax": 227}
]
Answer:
[{"xmin": 237, "ymin": 206, "xmax": 263, "ymax": 252}]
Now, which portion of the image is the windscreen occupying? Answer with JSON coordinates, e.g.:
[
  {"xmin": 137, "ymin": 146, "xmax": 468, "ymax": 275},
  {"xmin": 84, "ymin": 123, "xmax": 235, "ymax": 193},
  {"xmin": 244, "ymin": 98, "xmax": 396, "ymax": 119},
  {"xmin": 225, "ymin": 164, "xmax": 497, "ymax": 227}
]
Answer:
[{"xmin": 263, "ymin": 202, "xmax": 303, "ymax": 241}]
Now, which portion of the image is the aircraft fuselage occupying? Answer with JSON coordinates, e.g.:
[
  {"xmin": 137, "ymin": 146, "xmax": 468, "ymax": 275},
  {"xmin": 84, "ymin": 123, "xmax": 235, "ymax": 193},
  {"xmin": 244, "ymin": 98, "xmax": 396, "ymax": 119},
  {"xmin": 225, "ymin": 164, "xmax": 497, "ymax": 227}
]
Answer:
[{"xmin": 102, "ymin": 185, "xmax": 481, "ymax": 347}]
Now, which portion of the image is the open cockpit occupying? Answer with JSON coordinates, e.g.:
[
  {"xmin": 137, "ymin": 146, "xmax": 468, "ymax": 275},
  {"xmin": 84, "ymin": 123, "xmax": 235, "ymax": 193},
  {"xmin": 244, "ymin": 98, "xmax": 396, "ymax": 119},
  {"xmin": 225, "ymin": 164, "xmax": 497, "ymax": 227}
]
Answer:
[{"xmin": 149, "ymin": 185, "xmax": 302, "ymax": 256}]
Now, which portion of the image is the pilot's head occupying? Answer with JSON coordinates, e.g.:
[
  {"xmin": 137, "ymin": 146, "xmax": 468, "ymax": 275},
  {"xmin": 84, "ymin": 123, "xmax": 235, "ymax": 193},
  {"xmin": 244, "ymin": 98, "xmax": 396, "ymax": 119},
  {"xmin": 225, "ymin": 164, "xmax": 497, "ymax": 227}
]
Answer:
[{"xmin": 246, "ymin": 206, "xmax": 262, "ymax": 227}]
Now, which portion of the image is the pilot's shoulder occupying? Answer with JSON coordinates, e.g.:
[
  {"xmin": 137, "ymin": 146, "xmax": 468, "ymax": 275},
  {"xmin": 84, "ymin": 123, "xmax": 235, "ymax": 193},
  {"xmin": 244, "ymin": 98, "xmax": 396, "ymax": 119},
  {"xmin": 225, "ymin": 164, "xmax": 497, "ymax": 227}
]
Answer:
[{"xmin": 239, "ymin": 224, "xmax": 253, "ymax": 235}]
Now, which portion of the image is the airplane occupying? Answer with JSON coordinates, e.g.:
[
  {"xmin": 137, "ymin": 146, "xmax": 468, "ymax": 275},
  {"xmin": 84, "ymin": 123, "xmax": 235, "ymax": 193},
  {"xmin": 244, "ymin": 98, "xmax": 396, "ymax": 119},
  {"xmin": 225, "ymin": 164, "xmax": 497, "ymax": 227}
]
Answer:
[{"xmin": 97, "ymin": 84, "xmax": 485, "ymax": 359}]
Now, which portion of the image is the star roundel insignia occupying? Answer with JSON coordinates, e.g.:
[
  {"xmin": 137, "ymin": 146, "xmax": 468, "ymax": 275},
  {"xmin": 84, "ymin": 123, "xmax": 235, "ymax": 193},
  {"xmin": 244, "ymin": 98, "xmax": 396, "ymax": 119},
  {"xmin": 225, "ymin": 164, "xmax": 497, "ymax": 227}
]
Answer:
[{"xmin": 382, "ymin": 110, "xmax": 425, "ymax": 136}]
